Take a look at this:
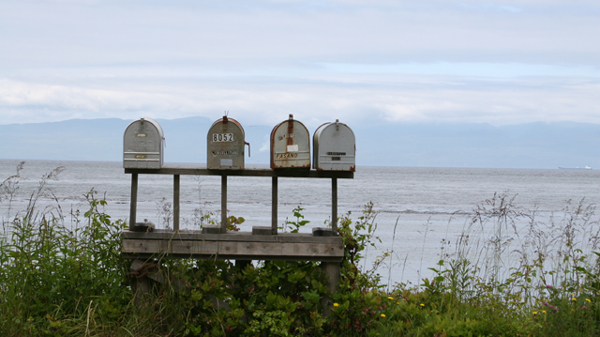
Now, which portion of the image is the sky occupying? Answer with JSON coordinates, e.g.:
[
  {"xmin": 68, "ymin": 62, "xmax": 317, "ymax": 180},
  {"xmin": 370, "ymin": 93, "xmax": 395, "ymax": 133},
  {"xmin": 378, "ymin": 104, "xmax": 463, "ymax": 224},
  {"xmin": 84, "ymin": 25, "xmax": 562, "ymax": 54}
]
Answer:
[{"xmin": 1, "ymin": 0, "xmax": 599, "ymax": 128}]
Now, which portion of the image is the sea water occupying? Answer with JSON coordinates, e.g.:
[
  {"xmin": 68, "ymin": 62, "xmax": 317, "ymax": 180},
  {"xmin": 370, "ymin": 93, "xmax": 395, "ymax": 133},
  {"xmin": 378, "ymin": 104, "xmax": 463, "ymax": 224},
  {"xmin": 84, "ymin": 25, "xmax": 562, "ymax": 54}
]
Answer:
[{"xmin": 2, "ymin": 159, "xmax": 600, "ymax": 286}]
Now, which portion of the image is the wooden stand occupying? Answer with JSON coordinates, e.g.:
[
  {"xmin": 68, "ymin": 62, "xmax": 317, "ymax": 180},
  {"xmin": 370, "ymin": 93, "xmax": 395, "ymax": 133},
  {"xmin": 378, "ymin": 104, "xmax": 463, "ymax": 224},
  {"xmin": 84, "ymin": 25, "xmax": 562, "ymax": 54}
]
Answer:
[{"xmin": 123, "ymin": 166, "xmax": 353, "ymax": 315}]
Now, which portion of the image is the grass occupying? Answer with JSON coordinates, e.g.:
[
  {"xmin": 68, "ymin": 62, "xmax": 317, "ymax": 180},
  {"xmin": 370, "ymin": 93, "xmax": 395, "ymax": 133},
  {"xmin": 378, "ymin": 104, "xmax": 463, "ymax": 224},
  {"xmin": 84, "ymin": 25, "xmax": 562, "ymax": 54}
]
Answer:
[{"xmin": 2, "ymin": 164, "xmax": 600, "ymax": 336}]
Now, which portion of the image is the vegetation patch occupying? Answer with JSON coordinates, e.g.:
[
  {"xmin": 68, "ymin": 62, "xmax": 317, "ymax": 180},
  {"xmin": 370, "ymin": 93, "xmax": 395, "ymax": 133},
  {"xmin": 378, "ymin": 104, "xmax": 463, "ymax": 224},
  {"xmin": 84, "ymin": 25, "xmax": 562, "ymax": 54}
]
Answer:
[{"xmin": 2, "ymin": 163, "xmax": 600, "ymax": 336}]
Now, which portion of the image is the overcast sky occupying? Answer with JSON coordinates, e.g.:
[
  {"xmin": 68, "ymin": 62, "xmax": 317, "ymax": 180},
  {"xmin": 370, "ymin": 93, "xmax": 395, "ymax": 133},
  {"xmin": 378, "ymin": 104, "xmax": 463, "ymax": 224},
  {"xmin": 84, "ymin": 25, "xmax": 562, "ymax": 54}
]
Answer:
[{"xmin": 1, "ymin": 0, "xmax": 599, "ymax": 128}]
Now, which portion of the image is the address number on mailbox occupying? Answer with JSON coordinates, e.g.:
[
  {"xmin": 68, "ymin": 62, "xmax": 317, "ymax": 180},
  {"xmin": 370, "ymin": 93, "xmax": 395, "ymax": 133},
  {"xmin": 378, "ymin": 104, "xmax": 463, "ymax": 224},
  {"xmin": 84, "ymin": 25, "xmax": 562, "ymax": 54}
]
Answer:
[{"xmin": 212, "ymin": 133, "xmax": 234, "ymax": 142}]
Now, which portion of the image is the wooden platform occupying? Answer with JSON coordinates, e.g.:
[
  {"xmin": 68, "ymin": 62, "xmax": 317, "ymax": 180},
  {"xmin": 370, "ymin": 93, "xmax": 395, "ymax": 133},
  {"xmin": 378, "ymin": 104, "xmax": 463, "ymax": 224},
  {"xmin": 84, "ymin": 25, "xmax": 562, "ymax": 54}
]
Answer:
[
  {"xmin": 122, "ymin": 229, "xmax": 345, "ymax": 262},
  {"xmin": 122, "ymin": 166, "xmax": 350, "ymax": 315}
]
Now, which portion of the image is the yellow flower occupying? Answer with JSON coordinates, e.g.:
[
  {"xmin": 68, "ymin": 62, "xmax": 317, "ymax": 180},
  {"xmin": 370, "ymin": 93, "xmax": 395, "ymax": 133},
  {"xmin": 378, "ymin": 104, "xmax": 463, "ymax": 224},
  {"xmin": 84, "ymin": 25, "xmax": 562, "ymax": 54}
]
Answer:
[
  {"xmin": 543, "ymin": 310, "xmax": 547, "ymax": 314},
  {"xmin": 533, "ymin": 312, "xmax": 538, "ymax": 315},
  {"xmin": 333, "ymin": 303, "xmax": 339, "ymax": 307},
  {"xmin": 381, "ymin": 314, "xmax": 386, "ymax": 318},
  {"xmin": 586, "ymin": 298, "xmax": 591, "ymax": 302},
  {"xmin": 397, "ymin": 302, "xmax": 400, "ymax": 305},
  {"xmin": 388, "ymin": 296, "xmax": 393, "ymax": 300},
  {"xmin": 420, "ymin": 303, "xmax": 425, "ymax": 307},
  {"xmin": 572, "ymin": 298, "xmax": 577, "ymax": 301}
]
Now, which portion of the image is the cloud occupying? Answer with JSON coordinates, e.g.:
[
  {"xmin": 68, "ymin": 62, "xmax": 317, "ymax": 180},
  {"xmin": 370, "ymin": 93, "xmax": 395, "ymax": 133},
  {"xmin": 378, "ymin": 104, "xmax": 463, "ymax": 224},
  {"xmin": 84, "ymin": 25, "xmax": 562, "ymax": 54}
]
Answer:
[
  {"xmin": 1, "ymin": 0, "xmax": 599, "ymax": 126},
  {"xmin": 2, "ymin": 72, "xmax": 599, "ymax": 126}
]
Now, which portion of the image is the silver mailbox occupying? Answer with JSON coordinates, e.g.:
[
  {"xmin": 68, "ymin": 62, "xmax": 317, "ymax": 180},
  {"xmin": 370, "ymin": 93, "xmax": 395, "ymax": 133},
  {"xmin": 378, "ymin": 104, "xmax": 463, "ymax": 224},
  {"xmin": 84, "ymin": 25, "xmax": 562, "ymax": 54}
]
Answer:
[
  {"xmin": 207, "ymin": 116, "xmax": 247, "ymax": 169},
  {"xmin": 270, "ymin": 114, "xmax": 311, "ymax": 169},
  {"xmin": 313, "ymin": 119, "xmax": 355, "ymax": 171},
  {"xmin": 123, "ymin": 117, "xmax": 165, "ymax": 169}
]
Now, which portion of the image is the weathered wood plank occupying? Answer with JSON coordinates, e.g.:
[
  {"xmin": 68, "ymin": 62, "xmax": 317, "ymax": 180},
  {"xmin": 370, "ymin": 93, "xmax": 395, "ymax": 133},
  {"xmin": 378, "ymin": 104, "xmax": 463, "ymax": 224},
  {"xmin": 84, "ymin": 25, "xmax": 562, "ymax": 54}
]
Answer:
[
  {"xmin": 122, "ymin": 229, "xmax": 343, "ymax": 244},
  {"xmin": 124, "ymin": 167, "xmax": 353, "ymax": 179},
  {"xmin": 122, "ymin": 239, "xmax": 344, "ymax": 262}
]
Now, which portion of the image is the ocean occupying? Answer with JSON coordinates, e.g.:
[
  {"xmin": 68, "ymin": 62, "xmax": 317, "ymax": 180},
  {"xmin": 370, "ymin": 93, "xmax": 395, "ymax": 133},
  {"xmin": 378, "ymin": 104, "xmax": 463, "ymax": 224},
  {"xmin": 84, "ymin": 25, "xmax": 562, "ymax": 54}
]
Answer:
[{"xmin": 2, "ymin": 159, "xmax": 600, "ymax": 286}]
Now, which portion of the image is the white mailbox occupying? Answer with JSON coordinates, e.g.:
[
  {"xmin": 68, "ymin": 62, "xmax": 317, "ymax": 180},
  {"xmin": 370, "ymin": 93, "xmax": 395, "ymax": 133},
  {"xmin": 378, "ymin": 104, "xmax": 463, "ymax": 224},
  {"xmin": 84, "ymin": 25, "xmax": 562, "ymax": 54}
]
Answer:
[
  {"xmin": 207, "ymin": 116, "xmax": 247, "ymax": 169},
  {"xmin": 313, "ymin": 119, "xmax": 356, "ymax": 171},
  {"xmin": 270, "ymin": 114, "xmax": 311, "ymax": 169},
  {"xmin": 123, "ymin": 117, "xmax": 165, "ymax": 169}
]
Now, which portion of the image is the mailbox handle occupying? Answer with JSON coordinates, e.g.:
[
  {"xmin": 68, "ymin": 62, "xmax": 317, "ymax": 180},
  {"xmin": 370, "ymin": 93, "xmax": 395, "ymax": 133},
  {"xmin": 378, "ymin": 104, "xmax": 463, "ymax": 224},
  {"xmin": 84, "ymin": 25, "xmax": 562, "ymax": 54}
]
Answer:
[{"xmin": 245, "ymin": 142, "xmax": 251, "ymax": 157}]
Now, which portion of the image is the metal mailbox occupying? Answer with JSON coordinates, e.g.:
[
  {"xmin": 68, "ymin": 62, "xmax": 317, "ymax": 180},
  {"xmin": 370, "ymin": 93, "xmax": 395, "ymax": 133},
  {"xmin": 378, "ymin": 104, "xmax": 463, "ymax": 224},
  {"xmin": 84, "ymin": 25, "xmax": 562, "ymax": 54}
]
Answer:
[
  {"xmin": 207, "ymin": 116, "xmax": 247, "ymax": 169},
  {"xmin": 270, "ymin": 114, "xmax": 311, "ymax": 169},
  {"xmin": 123, "ymin": 117, "xmax": 165, "ymax": 169},
  {"xmin": 313, "ymin": 119, "xmax": 356, "ymax": 171}
]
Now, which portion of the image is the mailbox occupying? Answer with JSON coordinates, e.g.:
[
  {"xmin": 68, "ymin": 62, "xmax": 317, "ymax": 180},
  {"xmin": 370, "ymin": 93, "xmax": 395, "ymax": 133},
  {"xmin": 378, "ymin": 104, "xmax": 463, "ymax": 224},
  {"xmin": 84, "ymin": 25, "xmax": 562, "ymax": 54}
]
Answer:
[
  {"xmin": 270, "ymin": 114, "xmax": 311, "ymax": 169},
  {"xmin": 207, "ymin": 116, "xmax": 247, "ymax": 169},
  {"xmin": 313, "ymin": 119, "xmax": 356, "ymax": 171},
  {"xmin": 123, "ymin": 117, "xmax": 165, "ymax": 169}
]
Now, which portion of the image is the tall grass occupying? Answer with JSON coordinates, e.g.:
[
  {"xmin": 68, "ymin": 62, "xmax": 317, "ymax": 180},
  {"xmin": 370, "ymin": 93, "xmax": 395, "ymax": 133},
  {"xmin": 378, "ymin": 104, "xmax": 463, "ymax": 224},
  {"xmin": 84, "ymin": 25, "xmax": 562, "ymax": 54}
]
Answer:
[
  {"xmin": 0, "ymin": 167, "xmax": 131, "ymax": 335},
  {"xmin": 420, "ymin": 193, "xmax": 600, "ymax": 336}
]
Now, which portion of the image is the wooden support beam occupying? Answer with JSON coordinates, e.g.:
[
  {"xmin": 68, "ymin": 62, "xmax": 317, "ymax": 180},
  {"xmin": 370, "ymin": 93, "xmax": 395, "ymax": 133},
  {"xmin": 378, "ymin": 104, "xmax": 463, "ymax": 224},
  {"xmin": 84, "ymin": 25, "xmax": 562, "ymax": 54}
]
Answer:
[
  {"xmin": 122, "ymin": 231, "xmax": 344, "ymax": 262},
  {"xmin": 125, "ymin": 167, "xmax": 353, "ymax": 179},
  {"xmin": 123, "ymin": 230, "xmax": 342, "ymax": 243},
  {"xmin": 321, "ymin": 262, "xmax": 341, "ymax": 316},
  {"xmin": 129, "ymin": 173, "xmax": 138, "ymax": 229},
  {"xmin": 221, "ymin": 175, "xmax": 227, "ymax": 233},
  {"xmin": 173, "ymin": 174, "xmax": 180, "ymax": 231},
  {"xmin": 332, "ymin": 177, "xmax": 338, "ymax": 232},
  {"xmin": 272, "ymin": 176, "xmax": 278, "ymax": 235}
]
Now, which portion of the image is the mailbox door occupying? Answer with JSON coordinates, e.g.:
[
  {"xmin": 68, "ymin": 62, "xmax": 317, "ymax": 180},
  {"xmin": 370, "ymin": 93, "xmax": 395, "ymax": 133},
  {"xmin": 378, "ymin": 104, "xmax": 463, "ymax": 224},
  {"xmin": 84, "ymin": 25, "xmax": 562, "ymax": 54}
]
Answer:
[
  {"xmin": 313, "ymin": 121, "xmax": 355, "ymax": 171},
  {"xmin": 123, "ymin": 117, "xmax": 164, "ymax": 169},
  {"xmin": 207, "ymin": 117, "xmax": 245, "ymax": 169},
  {"xmin": 270, "ymin": 115, "xmax": 311, "ymax": 169}
]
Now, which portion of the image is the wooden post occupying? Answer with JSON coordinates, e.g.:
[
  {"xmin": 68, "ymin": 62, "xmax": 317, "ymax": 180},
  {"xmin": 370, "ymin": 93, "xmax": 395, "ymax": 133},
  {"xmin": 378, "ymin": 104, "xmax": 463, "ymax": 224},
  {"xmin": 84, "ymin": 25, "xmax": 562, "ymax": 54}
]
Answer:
[
  {"xmin": 272, "ymin": 176, "xmax": 278, "ymax": 235},
  {"xmin": 129, "ymin": 173, "xmax": 138, "ymax": 229},
  {"xmin": 221, "ymin": 175, "xmax": 227, "ymax": 233},
  {"xmin": 332, "ymin": 177, "xmax": 338, "ymax": 232},
  {"xmin": 173, "ymin": 174, "xmax": 180, "ymax": 231},
  {"xmin": 130, "ymin": 259, "xmax": 152, "ymax": 309},
  {"xmin": 321, "ymin": 261, "xmax": 341, "ymax": 316}
]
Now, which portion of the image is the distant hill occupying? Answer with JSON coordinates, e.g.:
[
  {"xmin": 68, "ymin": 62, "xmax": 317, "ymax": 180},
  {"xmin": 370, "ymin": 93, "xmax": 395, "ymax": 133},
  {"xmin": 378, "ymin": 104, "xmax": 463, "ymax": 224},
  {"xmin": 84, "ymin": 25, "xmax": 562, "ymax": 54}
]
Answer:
[{"xmin": 1, "ymin": 118, "xmax": 600, "ymax": 169}]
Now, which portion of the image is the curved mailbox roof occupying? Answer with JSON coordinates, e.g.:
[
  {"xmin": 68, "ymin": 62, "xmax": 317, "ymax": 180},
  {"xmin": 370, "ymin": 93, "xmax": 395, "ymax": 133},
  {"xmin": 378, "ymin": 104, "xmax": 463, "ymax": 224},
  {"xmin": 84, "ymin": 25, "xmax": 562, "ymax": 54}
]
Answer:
[
  {"xmin": 313, "ymin": 120, "xmax": 355, "ymax": 171},
  {"xmin": 207, "ymin": 116, "xmax": 246, "ymax": 170},
  {"xmin": 123, "ymin": 117, "xmax": 165, "ymax": 169},
  {"xmin": 270, "ymin": 114, "xmax": 311, "ymax": 169}
]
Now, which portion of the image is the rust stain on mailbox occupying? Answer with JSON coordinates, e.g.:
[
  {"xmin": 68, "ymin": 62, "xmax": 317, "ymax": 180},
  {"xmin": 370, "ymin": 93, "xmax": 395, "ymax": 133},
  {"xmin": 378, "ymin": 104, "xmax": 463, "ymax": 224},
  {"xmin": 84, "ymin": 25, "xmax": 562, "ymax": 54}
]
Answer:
[
  {"xmin": 207, "ymin": 116, "xmax": 248, "ymax": 169},
  {"xmin": 270, "ymin": 114, "xmax": 311, "ymax": 169}
]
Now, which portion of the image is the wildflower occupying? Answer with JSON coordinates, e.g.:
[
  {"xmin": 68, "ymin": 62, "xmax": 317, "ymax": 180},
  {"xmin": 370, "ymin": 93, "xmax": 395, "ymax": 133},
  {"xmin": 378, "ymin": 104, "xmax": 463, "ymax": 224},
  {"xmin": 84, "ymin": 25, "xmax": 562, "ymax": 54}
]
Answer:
[
  {"xmin": 333, "ymin": 303, "xmax": 339, "ymax": 307},
  {"xmin": 572, "ymin": 298, "xmax": 577, "ymax": 301},
  {"xmin": 570, "ymin": 293, "xmax": 575, "ymax": 296},
  {"xmin": 543, "ymin": 310, "xmax": 547, "ymax": 314},
  {"xmin": 396, "ymin": 302, "xmax": 400, "ymax": 305},
  {"xmin": 586, "ymin": 298, "xmax": 591, "ymax": 302},
  {"xmin": 546, "ymin": 285, "xmax": 553, "ymax": 289},
  {"xmin": 420, "ymin": 303, "xmax": 425, "ymax": 307},
  {"xmin": 548, "ymin": 304, "xmax": 554, "ymax": 309},
  {"xmin": 543, "ymin": 302, "xmax": 548, "ymax": 306},
  {"xmin": 533, "ymin": 312, "xmax": 538, "ymax": 315},
  {"xmin": 388, "ymin": 296, "xmax": 393, "ymax": 300},
  {"xmin": 381, "ymin": 314, "xmax": 386, "ymax": 318},
  {"xmin": 583, "ymin": 306, "xmax": 588, "ymax": 309}
]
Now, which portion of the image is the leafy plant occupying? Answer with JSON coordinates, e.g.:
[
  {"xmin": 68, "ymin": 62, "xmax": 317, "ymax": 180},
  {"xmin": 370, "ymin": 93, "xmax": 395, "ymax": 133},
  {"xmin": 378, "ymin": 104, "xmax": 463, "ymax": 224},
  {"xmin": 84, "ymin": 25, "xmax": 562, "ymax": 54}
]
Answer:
[{"xmin": 281, "ymin": 206, "xmax": 309, "ymax": 233}]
